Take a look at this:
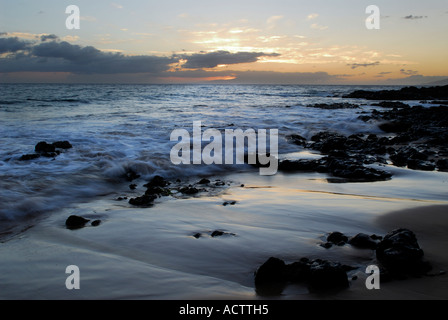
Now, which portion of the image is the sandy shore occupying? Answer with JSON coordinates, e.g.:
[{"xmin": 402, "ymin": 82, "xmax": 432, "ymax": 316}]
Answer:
[{"xmin": 0, "ymin": 169, "xmax": 447, "ymax": 300}]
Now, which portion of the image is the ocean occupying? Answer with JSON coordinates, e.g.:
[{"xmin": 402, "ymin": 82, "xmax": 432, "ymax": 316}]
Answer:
[{"xmin": 1, "ymin": 84, "xmax": 447, "ymax": 300}]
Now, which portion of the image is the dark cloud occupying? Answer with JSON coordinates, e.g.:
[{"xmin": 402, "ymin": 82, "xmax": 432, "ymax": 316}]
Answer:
[
  {"xmin": 40, "ymin": 34, "xmax": 59, "ymax": 42},
  {"xmin": 1, "ymin": 37, "xmax": 280, "ymax": 76},
  {"xmin": 0, "ymin": 38, "xmax": 176, "ymax": 74},
  {"xmin": 178, "ymin": 50, "xmax": 280, "ymax": 69},
  {"xmin": 400, "ymin": 69, "xmax": 419, "ymax": 76},
  {"xmin": 403, "ymin": 15, "xmax": 428, "ymax": 19},
  {"xmin": 0, "ymin": 37, "xmax": 31, "ymax": 54},
  {"xmin": 347, "ymin": 61, "xmax": 380, "ymax": 69}
]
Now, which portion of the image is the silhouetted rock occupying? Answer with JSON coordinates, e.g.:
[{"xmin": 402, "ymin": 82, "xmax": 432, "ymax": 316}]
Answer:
[
  {"xmin": 91, "ymin": 220, "xmax": 101, "ymax": 227},
  {"xmin": 128, "ymin": 194, "xmax": 156, "ymax": 206},
  {"xmin": 179, "ymin": 186, "xmax": 199, "ymax": 194},
  {"xmin": 348, "ymin": 233, "xmax": 378, "ymax": 250},
  {"xmin": 306, "ymin": 103, "xmax": 359, "ymax": 109},
  {"xmin": 35, "ymin": 141, "xmax": 55, "ymax": 153},
  {"xmin": 344, "ymin": 85, "xmax": 448, "ymax": 100},
  {"xmin": 65, "ymin": 215, "xmax": 90, "ymax": 229},
  {"xmin": 376, "ymin": 228, "xmax": 432, "ymax": 276},
  {"xmin": 52, "ymin": 141, "xmax": 72, "ymax": 149},
  {"xmin": 144, "ymin": 175, "xmax": 168, "ymax": 188},
  {"xmin": 255, "ymin": 257, "xmax": 353, "ymax": 293},
  {"xmin": 327, "ymin": 231, "xmax": 348, "ymax": 245},
  {"xmin": 19, "ymin": 154, "xmax": 40, "ymax": 161}
]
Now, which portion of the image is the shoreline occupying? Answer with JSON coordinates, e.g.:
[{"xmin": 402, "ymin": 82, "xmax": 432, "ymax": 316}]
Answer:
[{"xmin": 1, "ymin": 169, "xmax": 447, "ymax": 300}]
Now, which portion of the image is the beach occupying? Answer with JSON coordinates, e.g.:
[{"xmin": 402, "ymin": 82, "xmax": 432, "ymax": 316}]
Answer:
[
  {"xmin": 1, "ymin": 168, "xmax": 447, "ymax": 300},
  {"xmin": 1, "ymin": 84, "xmax": 447, "ymax": 300}
]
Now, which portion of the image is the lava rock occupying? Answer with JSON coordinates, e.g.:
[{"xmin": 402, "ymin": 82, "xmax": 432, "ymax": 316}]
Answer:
[
  {"xmin": 255, "ymin": 257, "xmax": 353, "ymax": 293},
  {"xmin": 52, "ymin": 141, "xmax": 72, "ymax": 149},
  {"xmin": 327, "ymin": 232, "xmax": 348, "ymax": 245},
  {"xmin": 91, "ymin": 220, "xmax": 101, "ymax": 227},
  {"xmin": 286, "ymin": 134, "xmax": 307, "ymax": 146},
  {"xmin": 348, "ymin": 233, "xmax": 378, "ymax": 250},
  {"xmin": 197, "ymin": 178, "xmax": 210, "ymax": 184},
  {"xmin": 378, "ymin": 121, "xmax": 411, "ymax": 133},
  {"xmin": 19, "ymin": 154, "xmax": 41, "ymax": 161},
  {"xmin": 308, "ymin": 260, "xmax": 350, "ymax": 291},
  {"xmin": 65, "ymin": 215, "xmax": 90, "ymax": 229},
  {"xmin": 407, "ymin": 159, "xmax": 436, "ymax": 171},
  {"xmin": 35, "ymin": 141, "xmax": 56, "ymax": 153},
  {"xmin": 179, "ymin": 186, "xmax": 199, "ymax": 194},
  {"xmin": 128, "ymin": 194, "xmax": 156, "ymax": 206},
  {"xmin": 144, "ymin": 175, "xmax": 168, "ymax": 188},
  {"xmin": 376, "ymin": 228, "xmax": 432, "ymax": 275}
]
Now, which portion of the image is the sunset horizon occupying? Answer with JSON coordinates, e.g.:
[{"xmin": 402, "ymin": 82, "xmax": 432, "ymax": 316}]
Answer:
[{"xmin": 1, "ymin": 0, "xmax": 447, "ymax": 85}]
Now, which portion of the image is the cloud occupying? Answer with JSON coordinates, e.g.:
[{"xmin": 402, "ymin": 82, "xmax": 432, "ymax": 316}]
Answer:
[
  {"xmin": 111, "ymin": 3, "xmax": 123, "ymax": 9},
  {"xmin": 400, "ymin": 68, "xmax": 419, "ymax": 75},
  {"xmin": 307, "ymin": 13, "xmax": 319, "ymax": 20},
  {"xmin": 0, "ymin": 37, "xmax": 31, "ymax": 53},
  {"xmin": 347, "ymin": 61, "xmax": 380, "ymax": 69},
  {"xmin": 178, "ymin": 50, "xmax": 280, "ymax": 69},
  {"xmin": 40, "ymin": 34, "xmax": 59, "ymax": 42},
  {"xmin": 0, "ymin": 36, "xmax": 281, "ymax": 76},
  {"xmin": 403, "ymin": 15, "xmax": 428, "ymax": 20},
  {"xmin": 310, "ymin": 23, "xmax": 328, "ymax": 30},
  {"xmin": 0, "ymin": 37, "xmax": 175, "ymax": 74}
]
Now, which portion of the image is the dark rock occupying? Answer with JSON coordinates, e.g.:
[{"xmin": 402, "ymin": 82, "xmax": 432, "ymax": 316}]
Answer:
[
  {"xmin": 348, "ymin": 233, "xmax": 378, "ymax": 249},
  {"xmin": 65, "ymin": 215, "xmax": 90, "ymax": 229},
  {"xmin": 211, "ymin": 230, "xmax": 225, "ymax": 237},
  {"xmin": 376, "ymin": 228, "xmax": 432, "ymax": 276},
  {"xmin": 144, "ymin": 175, "xmax": 168, "ymax": 188},
  {"xmin": 407, "ymin": 159, "xmax": 436, "ymax": 171},
  {"xmin": 255, "ymin": 257, "xmax": 353, "ymax": 293},
  {"xmin": 286, "ymin": 134, "xmax": 307, "ymax": 146},
  {"xmin": 320, "ymin": 242, "xmax": 333, "ymax": 249},
  {"xmin": 223, "ymin": 200, "xmax": 236, "ymax": 206},
  {"xmin": 327, "ymin": 232, "xmax": 348, "ymax": 245},
  {"xmin": 378, "ymin": 121, "xmax": 411, "ymax": 133},
  {"xmin": 308, "ymin": 260, "xmax": 350, "ymax": 291},
  {"xmin": 305, "ymin": 103, "xmax": 359, "ymax": 109},
  {"xmin": 35, "ymin": 141, "xmax": 56, "ymax": 153},
  {"xmin": 19, "ymin": 154, "xmax": 40, "ymax": 161},
  {"xmin": 197, "ymin": 178, "xmax": 210, "ymax": 184},
  {"xmin": 254, "ymin": 257, "xmax": 287, "ymax": 285},
  {"xmin": 370, "ymin": 234, "xmax": 383, "ymax": 241},
  {"xmin": 91, "ymin": 220, "xmax": 101, "ymax": 227},
  {"xmin": 193, "ymin": 233, "xmax": 202, "ymax": 239},
  {"xmin": 145, "ymin": 186, "xmax": 171, "ymax": 197},
  {"xmin": 373, "ymin": 101, "xmax": 410, "ymax": 108},
  {"xmin": 344, "ymin": 85, "xmax": 448, "ymax": 100},
  {"xmin": 436, "ymin": 159, "xmax": 448, "ymax": 171},
  {"xmin": 52, "ymin": 141, "xmax": 72, "ymax": 149},
  {"xmin": 128, "ymin": 194, "xmax": 156, "ymax": 206},
  {"xmin": 179, "ymin": 186, "xmax": 199, "ymax": 194}
]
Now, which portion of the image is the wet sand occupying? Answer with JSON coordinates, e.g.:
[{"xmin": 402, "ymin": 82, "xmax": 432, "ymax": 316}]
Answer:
[{"xmin": 0, "ymin": 169, "xmax": 447, "ymax": 300}]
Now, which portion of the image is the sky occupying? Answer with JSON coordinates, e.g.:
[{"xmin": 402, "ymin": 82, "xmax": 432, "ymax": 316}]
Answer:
[{"xmin": 0, "ymin": 0, "xmax": 447, "ymax": 84}]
